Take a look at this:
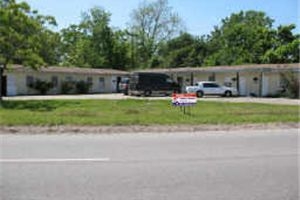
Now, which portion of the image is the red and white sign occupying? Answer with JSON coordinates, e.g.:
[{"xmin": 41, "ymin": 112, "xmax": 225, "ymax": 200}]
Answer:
[{"xmin": 172, "ymin": 93, "xmax": 197, "ymax": 106}]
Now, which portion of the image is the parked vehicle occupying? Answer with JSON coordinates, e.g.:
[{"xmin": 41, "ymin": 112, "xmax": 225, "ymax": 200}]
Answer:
[
  {"xmin": 129, "ymin": 72, "xmax": 180, "ymax": 97},
  {"xmin": 118, "ymin": 78, "xmax": 130, "ymax": 95},
  {"xmin": 186, "ymin": 81, "xmax": 238, "ymax": 97}
]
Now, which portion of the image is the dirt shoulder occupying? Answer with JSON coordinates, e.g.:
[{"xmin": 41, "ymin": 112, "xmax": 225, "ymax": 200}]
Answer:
[{"xmin": 0, "ymin": 123, "xmax": 298, "ymax": 134}]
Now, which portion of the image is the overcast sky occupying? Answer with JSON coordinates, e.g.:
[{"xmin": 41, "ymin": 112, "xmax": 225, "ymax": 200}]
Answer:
[{"xmin": 22, "ymin": 0, "xmax": 299, "ymax": 36}]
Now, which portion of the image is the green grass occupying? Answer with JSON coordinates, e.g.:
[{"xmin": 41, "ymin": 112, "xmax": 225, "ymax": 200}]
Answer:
[{"xmin": 0, "ymin": 99, "xmax": 299, "ymax": 126}]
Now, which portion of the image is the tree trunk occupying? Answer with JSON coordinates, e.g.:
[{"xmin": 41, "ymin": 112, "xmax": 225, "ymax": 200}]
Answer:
[
  {"xmin": 0, "ymin": 64, "xmax": 6, "ymax": 103},
  {"xmin": 0, "ymin": 67, "xmax": 3, "ymax": 102}
]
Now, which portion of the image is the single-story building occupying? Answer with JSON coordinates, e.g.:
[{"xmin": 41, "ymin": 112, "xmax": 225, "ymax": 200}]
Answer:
[
  {"xmin": 2, "ymin": 63, "xmax": 299, "ymax": 97},
  {"xmin": 136, "ymin": 63, "xmax": 300, "ymax": 97},
  {"xmin": 2, "ymin": 65, "xmax": 129, "ymax": 96}
]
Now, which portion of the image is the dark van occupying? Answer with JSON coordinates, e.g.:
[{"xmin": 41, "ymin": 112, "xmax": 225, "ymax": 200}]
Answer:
[{"xmin": 128, "ymin": 72, "xmax": 180, "ymax": 96}]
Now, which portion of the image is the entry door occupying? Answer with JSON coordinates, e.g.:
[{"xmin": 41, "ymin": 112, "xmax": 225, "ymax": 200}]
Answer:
[
  {"xmin": 111, "ymin": 76, "xmax": 117, "ymax": 93},
  {"xmin": 7, "ymin": 75, "xmax": 17, "ymax": 96},
  {"xmin": 262, "ymin": 76, "xmax": 269, "ymax": 96},
  {"xmin": 99, "ymin": 77, "xmax": 105, "ymax": 93},
  {"xmin": 239, "ymin": 77, "xmax": 247, "ymax": 96}
]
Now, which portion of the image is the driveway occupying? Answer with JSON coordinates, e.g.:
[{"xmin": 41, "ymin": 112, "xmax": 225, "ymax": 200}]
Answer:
[{"xmin": 3, "ymin": 93, "xmax": 300, "ymax": 105}]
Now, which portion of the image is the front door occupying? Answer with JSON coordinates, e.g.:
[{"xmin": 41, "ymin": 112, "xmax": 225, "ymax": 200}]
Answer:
[
  {"xmin": 239, "ymin": 77, "xmax": 247, "ymax": 96},
  {"xmin": 262, "ymin": 76, "xmax": 269, "ymax": 97},
  {"xmin": 7, "ymin": 75, "xmax": 16, "ymax": 96},
  {"xmin": 99, "ymin": 77, "xmax": 105, "ymax": 93}
]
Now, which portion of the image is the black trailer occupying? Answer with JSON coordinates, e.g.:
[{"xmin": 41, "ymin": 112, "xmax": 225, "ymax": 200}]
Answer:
[{"xmin": 128, "ymin": 72, "xmax": 180, "ymax": 97}]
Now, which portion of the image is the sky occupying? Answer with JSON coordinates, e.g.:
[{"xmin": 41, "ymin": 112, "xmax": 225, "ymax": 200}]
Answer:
[{"xmin": 22, "ymin": 0, "xmax": 299, "ymax": 36}]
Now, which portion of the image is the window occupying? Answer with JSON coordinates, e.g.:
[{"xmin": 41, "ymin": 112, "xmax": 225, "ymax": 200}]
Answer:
[
  {"xmin": 26, "ymin": 76, "xmax": 34, "ymax": 87},
  {"xmin": 224, "ymin": 82, "xmax": 232, "ymax": 87},
  {"xmin": 99, "ymin": 77, "xmax": 105, "ymax": 87},
  {"xmin": 52, "ymin": 76, "xmax": 58, "ymax": 87},
  {"xmin": 66, "ymin": 76, "xmax": 73, "ymax": 82},
  {"xmin": 208, "ymin": 73, "xmax": 215, "ymax": 81},
  {"xmin": 203, "ymin": 83, "xmax": 219, "ymax": 88},
  {"xmin": 87, "ymin": 77, "xmax": 93, "ymax": 86},
  {"xmin": 166, "ymin": 78, "xmax": 173, "ymax": 84}
]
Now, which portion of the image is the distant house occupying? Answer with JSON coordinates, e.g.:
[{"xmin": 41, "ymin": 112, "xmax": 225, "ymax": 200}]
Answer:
[
  {"xmin": 137, "ymin": 63, "xmax": 300, "ymax": 97},
  {"xmin": 3, "ymin": 65, "xmax": 129, "ymax": 96}
]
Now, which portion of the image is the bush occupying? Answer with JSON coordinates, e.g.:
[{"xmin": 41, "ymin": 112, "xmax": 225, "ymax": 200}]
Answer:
[
  {"xmin": 61, "ymin": 81, "xmax": 75, "ymax": 94},
  {"xmin": 76, "ymin": 81, "xmax": 91, "ymax": 94},
  {"xmin": 280, "ymin": 72, "xmax": 300, "ymax": 99},
  {"xmin": 29, "ymin": 79, "xmax": 53, "ymax": 95}
]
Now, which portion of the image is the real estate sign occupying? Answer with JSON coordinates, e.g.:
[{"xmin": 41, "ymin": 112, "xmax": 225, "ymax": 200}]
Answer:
[{"xmin": 172, "ymin": 93, "xmax": 197, "ymax": 106}]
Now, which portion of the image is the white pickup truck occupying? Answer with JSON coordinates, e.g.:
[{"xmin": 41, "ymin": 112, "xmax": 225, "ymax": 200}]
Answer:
[{"xmin": 186, "ymin": 81, "xmax": 238, "ymax": 97}]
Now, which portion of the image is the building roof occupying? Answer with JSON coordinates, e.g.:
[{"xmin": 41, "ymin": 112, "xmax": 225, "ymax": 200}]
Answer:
[
  {"xmin": 6, "ymin": 65, "xmax": 129, "ymax": 75},
  {"xmin": 134, "ymin": 63, "xmax": 300, "ymax": 74},
  {"xmin": 5, "ymin": 63, "xmax": 300, "ymax": 75}
]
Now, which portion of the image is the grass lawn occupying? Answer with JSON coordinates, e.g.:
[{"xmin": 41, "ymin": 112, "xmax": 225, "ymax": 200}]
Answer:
[{"xmin": 0, "ymin": 99, "xmax": 299, "ymax": 126}]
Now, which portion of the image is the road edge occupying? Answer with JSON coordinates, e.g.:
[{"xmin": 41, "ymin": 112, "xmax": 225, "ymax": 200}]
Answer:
[{"xmin": 0, "ymin": 123, "xmax": 299, "ymax": 134}]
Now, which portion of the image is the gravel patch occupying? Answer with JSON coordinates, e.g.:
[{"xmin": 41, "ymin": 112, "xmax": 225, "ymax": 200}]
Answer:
[{"xmin": 0, "ymin": 123, "xmax": 299, "ymax": 134}]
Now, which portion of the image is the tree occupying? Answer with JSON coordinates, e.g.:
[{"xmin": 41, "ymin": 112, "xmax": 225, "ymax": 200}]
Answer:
[
  {"xmin": 0, "ymin": 0, "xmax": 57, "ymax": 100},
  {"xmin": 39, "ymin": 29, "xmax": 61, "ymax": 65},
  {"xmin": 262, "ymin": 24, "xmax": 299, "ymax": 63},
  {"xmin": 129, "ymin": 0, "xmax": 184, "ymax": 68},
  {"xmin": 204, "ymin": 10, "xmax": 275, "ymax": 66},
  {"xmin": 59, "ymin": 7, "xmax": 130, "ymax": 69},
  {"xmin": 158, "ymin": 33, "xmax": 208, "ymax": 68},
  {"xmin": 60, "ymin": 24, "xmax": 91, "ymax": 67},
  {"xmin": 80, "ymin": 7, "xmax": 115, "ymax": 68}
]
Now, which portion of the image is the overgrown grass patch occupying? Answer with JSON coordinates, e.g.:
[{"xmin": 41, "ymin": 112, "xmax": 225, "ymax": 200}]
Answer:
[{"xmin": 0, "ymin": 99, "xmax": 298, "ymax": 126}]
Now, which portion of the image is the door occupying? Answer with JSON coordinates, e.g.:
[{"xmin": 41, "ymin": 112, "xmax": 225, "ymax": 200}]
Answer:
[
  {"xmin": 7, "ymin": 75, "xmax": 17, "ymax": 96},
  {"xmin": 262, "ymin": 76, "xmax": 269, "ymax": 97},
  {"xmin": 111, "ymin": 76, "xmax": 118, "ymax": 93},
  {"xmin": 239, "ymin": 77, "xmax": 246, "ymax": 96},
  {"xmin": 203, "ymin": 82, "xmax": 220, "ymax": 95},
  {"xmin": 99, "ymin": 77, "xmax": 105, "ymax": 93}
]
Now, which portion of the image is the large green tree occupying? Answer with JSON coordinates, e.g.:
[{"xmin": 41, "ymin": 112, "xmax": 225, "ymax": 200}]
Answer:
[
  {"xmin": 129, "ymin": 0, "xmax": 183, "ymax": 68},
  {"xmin": 0, "ymin": 0, "xmax": 57, "ymax": 99},
  {"xmin": 60, "ymin": 7, "xmax": 130, "ymax": 69},
  {"xmin": 158, "ymin": 33, "xmax": 208, "ymax": 68},
  {"xmin": 262, "ymin": 24, "xmax": 299, "ymax": 63},
  {"xmin": 204, "ymin": 10, "xmax": 275, "ymax": 66}
]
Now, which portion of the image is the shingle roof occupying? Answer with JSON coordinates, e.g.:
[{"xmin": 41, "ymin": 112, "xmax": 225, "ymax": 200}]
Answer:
[
  {"xmin": 5, "ymin": 63, "xmax": 300, "ymax": 75},
  {"xmin": 7, "ymin": 65, "xmax": 129, "ymax": 75},
  {"xmin": 134, "ymin": 63, "xmax": 300, "ymax": 73}
]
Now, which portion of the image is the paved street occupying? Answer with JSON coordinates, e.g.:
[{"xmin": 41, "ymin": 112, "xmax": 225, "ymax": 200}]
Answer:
[{"xmin": 0, "ymin": 129, "xmax": 299, "ymax": 200}]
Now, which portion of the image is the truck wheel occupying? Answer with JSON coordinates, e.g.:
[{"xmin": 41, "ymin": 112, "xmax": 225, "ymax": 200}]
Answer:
[
  {"xmin": 196, "ymin": 91, "xmax": 204, "ymax": 98},
  {"xmin": 224, "ymin": 91, "xmax": 232, "ymax": 97},
  {"xmin": 144, "ymin": 90, "xmax": 152, "ymax": 97}
]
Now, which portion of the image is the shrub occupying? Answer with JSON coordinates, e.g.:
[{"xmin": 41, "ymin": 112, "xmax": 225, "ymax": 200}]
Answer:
[
  {"xmin": 76, "ymin": 81, "xmax": 91, "ymax": 94},
  {"xmin": 28, "ymin": 79, "xmax": 53, "ymax": 95},
  {"xmin": 61, "ymin": 81, "xmax": 75, "ymax": 94},
  {"xmin": 280, "ymin": 72, "xmax": 300, "ymax": 99}
]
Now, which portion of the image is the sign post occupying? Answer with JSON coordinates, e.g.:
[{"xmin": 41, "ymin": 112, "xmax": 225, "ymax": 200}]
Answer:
[{"xmin": 171, "ymin": 93, "xmax": 197, "ymax": 115}]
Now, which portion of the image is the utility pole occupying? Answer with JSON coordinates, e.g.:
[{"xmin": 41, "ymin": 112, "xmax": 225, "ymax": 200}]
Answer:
[{"xmin": 125, "ymin": 30, "xmax": 138, "ymax": 69}]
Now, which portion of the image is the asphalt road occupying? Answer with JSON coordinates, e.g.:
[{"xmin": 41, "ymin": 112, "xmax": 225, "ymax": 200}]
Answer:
[{"xmin": 0, "ymin": 129, "xmax": 299, "ymax": 200}]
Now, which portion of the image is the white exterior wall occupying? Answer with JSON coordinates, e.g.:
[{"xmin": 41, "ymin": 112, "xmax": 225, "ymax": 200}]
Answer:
[
  {"xmin": 168, "ymin": 70, "xmax": 291, "ymax": 97},
  {"xmin": 5, "ymin": 71, "xmax": 126, "ymax": 96}
]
